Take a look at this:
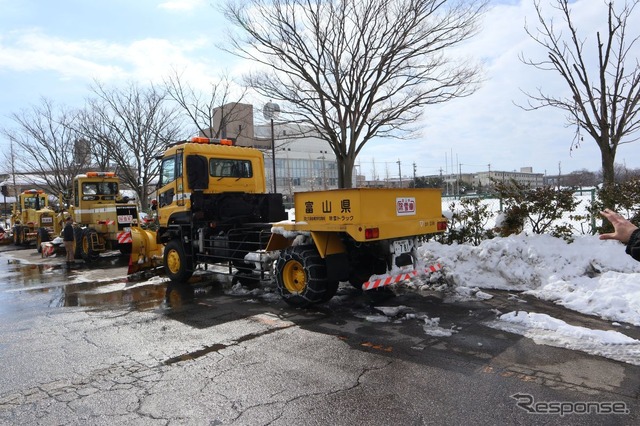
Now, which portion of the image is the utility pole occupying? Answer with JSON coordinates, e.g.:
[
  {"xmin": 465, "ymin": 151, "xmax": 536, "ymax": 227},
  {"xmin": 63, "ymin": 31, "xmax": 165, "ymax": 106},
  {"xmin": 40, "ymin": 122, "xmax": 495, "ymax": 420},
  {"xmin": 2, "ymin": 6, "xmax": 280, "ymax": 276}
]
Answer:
[
  {"xmin": 318, "ymin": 154, "xmax": 327, "ymax": 190},
  {"xmin": 413, "ymin": 162, "xmax": 417, "ymax": 183},
  {"xmin": 262, "ymin": 101, "xmax": 280, "ymax": 193},
  {"xmin": 558, "ymin": 161, "xmax": 562, "ymax": 188},
  {"xmin": 397, "ymin": 159, "xmax": 402, "ymax": 187}
]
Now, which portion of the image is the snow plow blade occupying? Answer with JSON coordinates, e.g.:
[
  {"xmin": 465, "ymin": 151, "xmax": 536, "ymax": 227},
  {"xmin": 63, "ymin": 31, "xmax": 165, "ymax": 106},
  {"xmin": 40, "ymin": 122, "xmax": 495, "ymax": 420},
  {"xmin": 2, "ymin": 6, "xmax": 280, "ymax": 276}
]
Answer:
[{"xmin": 128, "ymin": 226, "xmax": 164, "ymax": 277}]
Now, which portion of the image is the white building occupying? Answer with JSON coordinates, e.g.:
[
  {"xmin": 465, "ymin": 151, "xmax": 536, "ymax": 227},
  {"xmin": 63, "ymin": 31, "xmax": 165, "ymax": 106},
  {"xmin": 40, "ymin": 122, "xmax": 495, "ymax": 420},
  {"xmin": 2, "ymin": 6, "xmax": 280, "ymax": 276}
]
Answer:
[
  {"xmin": 473, "ymin": 167, "xmax": 545, "ymax": 188},
  {"xmin": 211, "ymin": 103, "xmax": 339, "ymax": 204}
]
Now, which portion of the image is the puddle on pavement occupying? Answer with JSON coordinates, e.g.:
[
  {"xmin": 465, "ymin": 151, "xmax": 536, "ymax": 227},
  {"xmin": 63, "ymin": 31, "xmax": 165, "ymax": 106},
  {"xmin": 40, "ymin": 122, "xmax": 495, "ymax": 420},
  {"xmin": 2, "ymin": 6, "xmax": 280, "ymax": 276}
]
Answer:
[
  {"xmin": 63, "ymin": 280, "xmax": 169, "ymax": 309},
  {"xmin": 0, "ymin": 256, "xmax": 170, "ymax": 311},
  {"xmin": 0, "ymin": 255, "xmax": 232, "ymax": 312}
]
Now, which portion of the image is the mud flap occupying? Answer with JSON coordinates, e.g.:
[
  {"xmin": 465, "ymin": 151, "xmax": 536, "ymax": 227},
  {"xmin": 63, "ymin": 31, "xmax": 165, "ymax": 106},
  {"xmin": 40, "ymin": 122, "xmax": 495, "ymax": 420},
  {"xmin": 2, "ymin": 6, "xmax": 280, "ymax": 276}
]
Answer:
[{"xmin": 325, "ymin": 253, "xmax": 349, "ymax": 282}]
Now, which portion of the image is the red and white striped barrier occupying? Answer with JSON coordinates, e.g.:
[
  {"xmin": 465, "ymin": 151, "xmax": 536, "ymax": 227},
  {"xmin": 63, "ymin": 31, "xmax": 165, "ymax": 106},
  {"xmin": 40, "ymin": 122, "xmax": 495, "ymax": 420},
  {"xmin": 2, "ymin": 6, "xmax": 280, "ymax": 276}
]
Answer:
[
  {"xmin": 362, "ymin": 263, "xmax": 442, "ymax": 291},
  {"xmin": 117, "ymin": 231, "xmax": 132, "ymax": 244},
  {"xmin": 424, "ymin": 263, "xmax": 442, "ymax": 273}
]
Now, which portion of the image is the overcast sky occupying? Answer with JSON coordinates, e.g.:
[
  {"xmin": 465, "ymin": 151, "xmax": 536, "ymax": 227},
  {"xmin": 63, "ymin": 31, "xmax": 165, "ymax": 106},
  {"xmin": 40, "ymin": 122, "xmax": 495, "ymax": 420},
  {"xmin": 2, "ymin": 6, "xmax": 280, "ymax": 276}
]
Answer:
[{"xmin": 1, "ymin": 0, "xmax": 639, "ymax": 179}]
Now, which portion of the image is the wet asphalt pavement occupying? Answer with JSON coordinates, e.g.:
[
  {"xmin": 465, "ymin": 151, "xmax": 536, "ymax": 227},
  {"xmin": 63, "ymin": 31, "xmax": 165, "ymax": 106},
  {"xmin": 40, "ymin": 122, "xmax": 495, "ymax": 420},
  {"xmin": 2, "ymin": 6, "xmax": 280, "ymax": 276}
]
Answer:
[{"xmin": 0, "ymin": 243, "xmax": 638, "ymax": 425}]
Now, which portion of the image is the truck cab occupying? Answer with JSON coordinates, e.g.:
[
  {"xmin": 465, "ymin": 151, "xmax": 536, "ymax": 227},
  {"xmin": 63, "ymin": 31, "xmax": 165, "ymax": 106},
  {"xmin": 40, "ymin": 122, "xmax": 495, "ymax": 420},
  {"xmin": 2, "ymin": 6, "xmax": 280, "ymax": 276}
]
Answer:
[
  {"xmin": 156, "ymin": 137, "xmax": 270, "ymax": 226},
  {"xmin": 155, "ymin": 137, "xmax": 284, "ymax": 232},
  {"xmin": 69, "ymin": 172, "xmax": 138, "ymax": 260},
  {"xmin": 12, "ymin": 189, "xmax": 57, "ymax": 248}
]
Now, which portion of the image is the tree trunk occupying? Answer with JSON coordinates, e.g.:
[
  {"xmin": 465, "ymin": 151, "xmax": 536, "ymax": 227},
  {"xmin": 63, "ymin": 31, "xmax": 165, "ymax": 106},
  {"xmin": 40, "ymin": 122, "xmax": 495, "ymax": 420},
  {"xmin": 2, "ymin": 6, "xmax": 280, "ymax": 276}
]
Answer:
[
  {"xmin": 600, "ymin": 141, "xmax": 616, "ymax": 210},
  {"xmin": 338, "ymin": 155, "xmax": 354, "ymax": 189}
]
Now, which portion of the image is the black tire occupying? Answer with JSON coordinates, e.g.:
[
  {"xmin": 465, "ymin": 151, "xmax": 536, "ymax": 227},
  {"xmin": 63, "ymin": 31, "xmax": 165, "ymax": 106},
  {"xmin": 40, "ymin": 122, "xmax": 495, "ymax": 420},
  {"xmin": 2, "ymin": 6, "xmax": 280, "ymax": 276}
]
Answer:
[
  {"xmin": 36, "ymin": 228, "xmax": 47, "ymax": 253},
  {"xmin": 80, "ymin": 228, "xmax": 100, "ymax": 262},
  {"xmin": 74, "ymin": 227, "xmax": 84, "ymax": 259},
  {"xmin": 275, "ymin": 245, "xmax": 338, "ymax": 307},
  {"xmin": 320, "ymin": 280, "xmax": 340, "ymax": 303},
  {"xmin": 163, "ymin": 239, "xmax": 194, "ymax": 282}
]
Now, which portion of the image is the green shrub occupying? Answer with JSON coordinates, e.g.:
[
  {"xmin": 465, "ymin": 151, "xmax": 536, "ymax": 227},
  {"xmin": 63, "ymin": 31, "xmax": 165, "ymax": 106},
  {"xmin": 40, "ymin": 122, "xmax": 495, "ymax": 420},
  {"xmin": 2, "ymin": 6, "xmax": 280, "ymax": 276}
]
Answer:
[
  {"xmin": 493, "ymin": 180, "xmax": 580, "ymax": 242},
  {"xmin": 436, "ymin": 197, "xmax": 495, "ymax": 246},
  {"xmin": 589, "ymin": 179, "xmax": 640, "ymax": 233}
]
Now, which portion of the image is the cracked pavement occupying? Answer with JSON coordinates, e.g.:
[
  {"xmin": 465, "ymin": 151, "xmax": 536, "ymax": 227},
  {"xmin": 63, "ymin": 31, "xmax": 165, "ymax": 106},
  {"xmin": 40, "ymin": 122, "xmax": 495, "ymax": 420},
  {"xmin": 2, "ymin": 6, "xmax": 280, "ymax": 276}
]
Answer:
[{"xmin": 0, "ymin": 250, "xmax": 639, "ymax": 425}]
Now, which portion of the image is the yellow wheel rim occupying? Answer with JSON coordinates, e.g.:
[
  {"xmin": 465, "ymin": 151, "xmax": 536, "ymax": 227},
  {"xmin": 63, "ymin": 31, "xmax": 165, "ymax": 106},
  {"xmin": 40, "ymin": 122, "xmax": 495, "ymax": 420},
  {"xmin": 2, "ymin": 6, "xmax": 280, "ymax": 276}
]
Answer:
[
  {"xmin": 166, "ymin": 249, "xmax": 182, "ymax": 274},
  {"xmin": 282, "ymin": 260, "xmax": 306, "ymax": 294},
  {"xmin": 82, "ymin": 236, "xmax": 89, "ymax": 253}
]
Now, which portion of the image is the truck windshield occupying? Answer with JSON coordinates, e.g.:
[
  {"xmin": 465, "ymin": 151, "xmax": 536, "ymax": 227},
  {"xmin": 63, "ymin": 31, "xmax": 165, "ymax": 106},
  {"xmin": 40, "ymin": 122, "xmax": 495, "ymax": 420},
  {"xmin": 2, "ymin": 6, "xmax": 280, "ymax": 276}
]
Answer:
[
  {"xmin": 23, "ymin": 196, "xmax": 46, "ymax": 210},
  {"xmin": 209, "ymin": 158, "xmax": 252, "ymax": 178},
  {"xmin": 82, "ymin": 182, "xmax": 118, "ymax": 195}
]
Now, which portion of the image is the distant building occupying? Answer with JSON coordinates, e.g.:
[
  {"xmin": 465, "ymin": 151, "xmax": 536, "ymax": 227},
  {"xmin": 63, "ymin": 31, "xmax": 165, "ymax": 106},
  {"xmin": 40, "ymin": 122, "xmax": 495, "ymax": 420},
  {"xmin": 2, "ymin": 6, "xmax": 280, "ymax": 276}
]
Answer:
[
  {"xmin": 357, "ymin": 177, "xmax": 412, "ymax": 189},
  {"xmin": 0, "ymin": 173, "xmax": 49, "ymax": 200},
  {"xmin": 209, "ymin": 104, "xmax": 340, "ymax": 202},
  {"xmin": 255, "ymin": 122, "xmax": 338, "ymax": 195},
  {"xmin": 204, "ymin": 102, "xmax": 262, "ymax": 148},
  {"xmin": 473, "ymin": 167, "xmax": 545, "ymax": 188},
  {"xmin": 419, "ymin": 166, "xmax": 546, "ymax": 196}
]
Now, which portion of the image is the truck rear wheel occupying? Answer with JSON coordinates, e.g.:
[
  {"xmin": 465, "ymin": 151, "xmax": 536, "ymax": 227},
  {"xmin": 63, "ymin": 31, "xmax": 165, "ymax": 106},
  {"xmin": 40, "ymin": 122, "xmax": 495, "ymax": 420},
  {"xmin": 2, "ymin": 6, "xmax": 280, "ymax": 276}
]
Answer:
[
  {"xmin": 74, "ymin": 227, "xmax": 84, "ymax": 259},
  {"xmin": 164, "ymin": 239, "xmax": 194, "ymax": 282},
  {"xmin": 275, "ymin": 245, "xmax": 338, "ymax": 307},
  {"xmin": 80, "ymin": 228, "xmax": 100, "ymax": 261}
]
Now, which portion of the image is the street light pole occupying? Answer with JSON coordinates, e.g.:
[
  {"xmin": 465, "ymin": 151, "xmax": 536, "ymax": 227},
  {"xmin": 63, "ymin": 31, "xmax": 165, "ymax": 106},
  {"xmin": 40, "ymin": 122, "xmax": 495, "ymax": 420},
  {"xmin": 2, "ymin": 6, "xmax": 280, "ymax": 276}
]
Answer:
[
  {"xmin": 263, "ymin": 101, "xmax": 280, "ymax": 193},
  {"xmin": 270, "ymin": 118, "xmax": 276, "ymax": 193},
  {"xmin": 316, "ymin": 155, "xmax": 328, "ymax": 189}
]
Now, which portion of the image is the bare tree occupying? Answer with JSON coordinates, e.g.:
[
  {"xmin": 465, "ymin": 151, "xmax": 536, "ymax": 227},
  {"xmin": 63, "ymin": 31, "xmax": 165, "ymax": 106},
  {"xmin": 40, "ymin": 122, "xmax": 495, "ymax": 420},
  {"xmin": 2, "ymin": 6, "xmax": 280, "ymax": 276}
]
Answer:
[
  {"xmin": 520, "ymin": 0, "xmax": 640, "ymax": 196},
  {"xmin": 564, "ymin": 168, "xmax": 598, "ymax": 187},
  {"xmin": 222, "ymin": 0, "xmax": 486, "ymax": 188},
  {"xmin": 81, "ymin": 81, "xmax": 185, "ymax": 210},
  {"xmin": 164, "ymin": 69, "xmax": 250, "ymax": 140},
  {"xmin": 74, "ymin": 107, "xmax": 117, "ymax": 171},
  {"xmin": 1, "ymin": 98, "xmax": 87, "ymax": 196}
]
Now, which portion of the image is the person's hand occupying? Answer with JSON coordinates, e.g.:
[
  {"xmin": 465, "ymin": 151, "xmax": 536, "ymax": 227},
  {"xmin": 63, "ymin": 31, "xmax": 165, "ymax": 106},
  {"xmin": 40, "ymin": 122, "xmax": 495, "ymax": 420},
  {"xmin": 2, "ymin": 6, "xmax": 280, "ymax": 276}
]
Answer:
[{"xmin": 599, "ymin": 209, "xmax": 638, "ymax": 243}]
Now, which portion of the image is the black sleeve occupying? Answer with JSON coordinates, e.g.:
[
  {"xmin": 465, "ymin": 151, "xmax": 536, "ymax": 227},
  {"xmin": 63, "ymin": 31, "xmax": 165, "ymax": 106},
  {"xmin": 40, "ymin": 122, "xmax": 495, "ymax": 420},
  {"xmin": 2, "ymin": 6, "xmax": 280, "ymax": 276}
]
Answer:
[{"xmin": 625, "ymin": 228, "xmax": 640, "ymax": 262}]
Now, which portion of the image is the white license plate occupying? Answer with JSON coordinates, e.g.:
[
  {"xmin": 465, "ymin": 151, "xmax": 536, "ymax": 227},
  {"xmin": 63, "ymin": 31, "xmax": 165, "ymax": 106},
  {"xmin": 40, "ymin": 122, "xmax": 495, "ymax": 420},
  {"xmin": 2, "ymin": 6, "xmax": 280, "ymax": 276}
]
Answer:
[
  {"xmin": 393, "ymin": 239, "xmax": 412, "ymax": 256},
  {"xmin": 117, "ymin": 215, "xmax": 133, "ymax": 224}
]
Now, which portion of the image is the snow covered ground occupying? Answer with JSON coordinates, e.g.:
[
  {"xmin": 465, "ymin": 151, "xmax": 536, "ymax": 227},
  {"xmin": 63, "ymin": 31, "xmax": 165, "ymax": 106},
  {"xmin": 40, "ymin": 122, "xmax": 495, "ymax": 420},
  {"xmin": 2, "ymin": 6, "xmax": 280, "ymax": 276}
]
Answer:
[{"xmin": 416, "ymin": 233, "xmax": 640, "ymax": 365}]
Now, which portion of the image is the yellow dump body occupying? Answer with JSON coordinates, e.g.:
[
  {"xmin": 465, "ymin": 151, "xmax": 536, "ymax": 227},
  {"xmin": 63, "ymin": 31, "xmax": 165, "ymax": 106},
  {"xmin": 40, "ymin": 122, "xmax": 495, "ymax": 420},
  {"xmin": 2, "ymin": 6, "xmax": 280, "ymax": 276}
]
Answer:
[{"xmin": 279, "ymin": 188, "xmax": 444, "ymax": 241}]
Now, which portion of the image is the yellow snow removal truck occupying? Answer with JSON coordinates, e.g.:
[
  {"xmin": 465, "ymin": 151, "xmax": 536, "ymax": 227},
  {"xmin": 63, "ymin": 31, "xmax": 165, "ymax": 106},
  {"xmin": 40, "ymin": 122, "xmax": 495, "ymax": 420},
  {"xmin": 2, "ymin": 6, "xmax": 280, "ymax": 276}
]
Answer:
[
  {"xmin": 129, "ymin": 137, "xmax": 446, "ymax": 307},
  {"xmin": 12, "ymin": 189, "xmax": 59, "ymax": 252},
  {"xmin": 66, "ymin": 172, "xmax": 139, "ymax": 261}
]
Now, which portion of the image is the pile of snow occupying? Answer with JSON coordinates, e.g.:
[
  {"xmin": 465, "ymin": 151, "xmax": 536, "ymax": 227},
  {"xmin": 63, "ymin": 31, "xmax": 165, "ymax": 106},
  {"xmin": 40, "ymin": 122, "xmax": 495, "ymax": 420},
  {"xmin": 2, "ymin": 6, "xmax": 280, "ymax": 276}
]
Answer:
[
  {"xmin": 418, "ymin": 234, "xmax": 640, "ymax": 326},
  {"xmin": 488, "ymin": 311, "xmax": 640, "ymax": 365}
]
